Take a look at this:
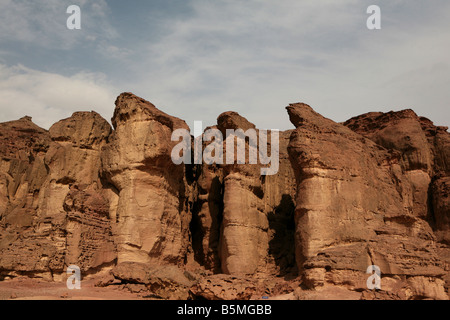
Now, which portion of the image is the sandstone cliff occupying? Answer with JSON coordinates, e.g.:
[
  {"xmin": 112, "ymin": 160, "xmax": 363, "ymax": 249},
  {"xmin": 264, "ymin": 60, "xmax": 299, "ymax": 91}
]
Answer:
[
  {"xmin": 0, "ymin": 93, "xmax": 448, "ymax": 300},
  {"xmin": 286, "ymin": 104, "xmax": 449, "ymax": 299},
  {"xmin": 0, "ymin": 112, "xmax": 115, "ymax": 280}
]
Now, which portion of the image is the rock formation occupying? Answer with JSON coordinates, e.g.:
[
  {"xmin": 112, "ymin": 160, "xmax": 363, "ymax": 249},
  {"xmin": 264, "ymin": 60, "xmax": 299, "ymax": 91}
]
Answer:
[
  {"xmin": 287, "ymin": 104, "xmax": 448, "ymax": 299},
  {"xmin": 101, "ymin": 93, "xmax": 193, "ymax": 267},
  {"xmin": 187, "ymin": 110, "xmax": 297, "ymax": 277},
  {"xmin": 0, "ymin": 112, "xmax": 115, "ymax": 280},
  {"xmin": 0, "ymin": 93, "xmax": 448, "ymax": 300}
]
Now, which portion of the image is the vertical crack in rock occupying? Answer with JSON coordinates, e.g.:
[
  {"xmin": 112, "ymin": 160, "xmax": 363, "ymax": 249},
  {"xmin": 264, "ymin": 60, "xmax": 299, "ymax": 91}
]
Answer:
[
  {"xmin": 214, "ymin": 112, "xmax": 297, "ymax": 276},
  {"xmin": 0, "ymin": 112, "xmax": 116, "ymax": 280}
]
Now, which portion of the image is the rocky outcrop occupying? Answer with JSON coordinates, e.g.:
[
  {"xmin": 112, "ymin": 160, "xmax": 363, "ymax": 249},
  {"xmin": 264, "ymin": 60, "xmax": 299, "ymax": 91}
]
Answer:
[
  {"xmin": 190, "ymin": 161, "xmax": 224, "ymax": 273},
  {"xmin": 433, "ymin": 177, "xmax": 450, "ymax": 243},
  {"xmin": 343, "ymin": 110, "xmax": 450, "ymax": 295},
  {"xmin": 0, "ymin": 93, "xmax": 448, "ymax": 300},
  {"xmin": 189, "ymin": 111, "xmax": 297, "ymax": 276},
  {"xmin": 111, "ymin": 262, "xmax": 196, "ymax": 299},
  {"xmin": 0, "ymin": 112, "xmax": 115, "ymax": 279},
  {"xmin": 0, "ymin": 117, "xmax": 52, "ymax": 277},
  {"xmin": 190, "ymin": 274, "xmax": 300, "ymax": 300},
  {"xmin": 101, "ymin": 93, "xmax": 194, "ymax": 266},
  {"xmin": 287, "ymin": 104, "xmax": 448, "ymax": 299}
]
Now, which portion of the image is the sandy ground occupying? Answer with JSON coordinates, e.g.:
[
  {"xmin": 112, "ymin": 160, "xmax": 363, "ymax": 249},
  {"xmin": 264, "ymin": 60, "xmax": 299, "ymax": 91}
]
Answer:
[
  {"xmin": 0, "ymin": 276, "xmax": 147, "ymax": 300},
  {"xmin": 0, "ymin": 276, "xmax": 366, "ymax": 300}
]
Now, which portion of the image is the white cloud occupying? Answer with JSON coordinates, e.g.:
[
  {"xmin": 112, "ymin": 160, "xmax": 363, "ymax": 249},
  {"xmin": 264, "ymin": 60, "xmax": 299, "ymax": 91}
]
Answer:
[
  {"xmin": 0, "ymin": 1, "xmax": 448, "ymax": 132},
  {"xmin": 119, "ymin": 0, "xmax": 450, "ymax": 131},
  {"xmin": 0, "ymin": 0, "xmax": 116, "ymax": 49},
  {"xmin": 0, "ymin": 64, "xmax": 118, "ymax": 129}
]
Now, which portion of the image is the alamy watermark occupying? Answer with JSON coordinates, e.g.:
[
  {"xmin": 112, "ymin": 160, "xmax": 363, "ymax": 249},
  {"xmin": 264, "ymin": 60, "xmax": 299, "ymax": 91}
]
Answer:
[
  {"xmin": 367, "ymin": 5, "xmax": 381, "ymax": 30},
  {"xmin": 171, "ymin": 121, "xmax": 279, "ymax": 175},
  {"xmin": 366, "ymin": 265, "xmax": 381, "ymax": 290},
  {"xmin": 66, "ymin": 5, "xmax": 381, "ymax": 31},
  {"xmin": 66, "ymin": 265, "xmax": 81, "ymax": 289},
  {"xmin": 66, "ymin": 5, "xmax": 81, "ymax": 30}
]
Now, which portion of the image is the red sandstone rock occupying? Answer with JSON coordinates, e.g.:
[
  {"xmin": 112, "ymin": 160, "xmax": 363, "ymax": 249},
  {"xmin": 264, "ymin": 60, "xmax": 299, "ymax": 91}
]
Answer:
[
  {"xmin": 287, "ymin": 103, "xmax": 448, "ymax": 299},
  {"xmin": 0, "ymin": 93, "xmax": 448, "ymax": 300},
  {"xmin": 101, "ymin": 93, "xmax": 193, "ymax": 266},
  {"xmin": 191, "ymin": 111, "xmax": 297, "ymax": 276},
  {"xmin": 0, "ymin": 112, "xmax": 115, "ymax": 279}
]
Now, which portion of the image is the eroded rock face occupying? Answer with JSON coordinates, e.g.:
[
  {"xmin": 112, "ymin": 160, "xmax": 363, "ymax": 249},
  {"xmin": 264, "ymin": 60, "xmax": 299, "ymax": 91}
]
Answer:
[
  {"xmin": 433, "ymin": 177, "xmax": 450, "ymax": 243},
  {"xmin": 63, "ymin": 185, "xmax": 116, "ymax": 271},
  {"xmin": 189, "ymin": 111, "xmax": 297, "ymax": 276},
  {"xmin": 0, "ymin": 93, "xmax": 448, "ymax": 300},
  {"xmin": 190, "ymin": 161, "xmax": 224, "ymax": 273},
  {"xmin": 189, "ymin": 274, "xmax": 300, "ymax": 300},
  {"xmin": 0, "ymin": 117, "xmax": 52, "ymax": 277},
  {"xmin": 111, "ymin": 262, "xmax": 196, "ymax": 299},
  {"xmin": 217, "ymin": 112, "xmax": 269, "ymax": 275},
  {"xmin": 0, "ymin": 112, "xmax": 115, "ymax": 279},
  {"xmin": 101, "ymin": 93, "xmax": 193, "ymax": 266},
  {"xmin": 287, "ymin": 104, "xmax": 449, "ymax": 299},
  {"xmin": 343, "ymin": 110, "xmax": 450, "ymax": 295}
]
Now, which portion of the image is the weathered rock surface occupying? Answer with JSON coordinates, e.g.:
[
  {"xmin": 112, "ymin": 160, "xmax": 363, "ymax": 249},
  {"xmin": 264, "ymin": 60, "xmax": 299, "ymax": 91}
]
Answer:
[
  {"xmin": 287, "ymin": 104, "xmax": 449, "ymax": 299},
  {"xmin": 190, "ymin": 111, "xmax": 297, "ymax": 276},
  {"xmin": 190, "ymin": 161, "xmax": 224, "ymax": 273},
  {"xmin": 0, "ymin": 112, "xmax": 115, "ymax": 279},
  {"xmin": 101, "ymin": 93, "xmax": 193, "ymax": 266},
  {"xmin": 343, "ymin": 110, "xmax": 450, "ymax": 295},
  {"xmin": 0, "ymin": 117, "xmax": 53, "ymax": 277},
  {"xmin": 0, "ymin": 93, "xmax": 448, "ymax": 300},
  {"xmin": 111, "ymin": 262, "xmax": 196, "ymax": 299},
  {"xmin": 189, "ymin": 274, "xmax": 300, "ymax": 300}
]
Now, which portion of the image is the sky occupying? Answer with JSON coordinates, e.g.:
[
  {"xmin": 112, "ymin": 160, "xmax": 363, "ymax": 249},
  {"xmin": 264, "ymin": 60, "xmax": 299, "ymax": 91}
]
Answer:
[{"xmin": 0, "ymin": 0, "xmax": 449, "ymax": 131}]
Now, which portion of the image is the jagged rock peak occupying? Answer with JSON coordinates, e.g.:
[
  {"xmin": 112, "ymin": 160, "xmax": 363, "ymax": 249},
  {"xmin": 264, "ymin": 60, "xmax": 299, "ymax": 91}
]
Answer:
[
  {"xmin": 286, "ymin": 102, "xmax": 334, "ymax": 129},
  {"xmin": 112, "ymin": 92, "xmax": 189, "ymax": 132},
  {"xmin": 286, "ymin": 103, "xmax": 356, "ymax": 139},
  {"xmin": 217, "ymin": 111, "xmax": 256, "ymax": 132},
  {"xmin": 49, "ymin": 111, "xmax": 112, "ymax": 149},
  {"xmin": 19, "ymin": 115, "xmax": 33, "ymax": 122},
  {"xmin": 0, "ymin": 116, "xmax": 50, "ymax": 160}
]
